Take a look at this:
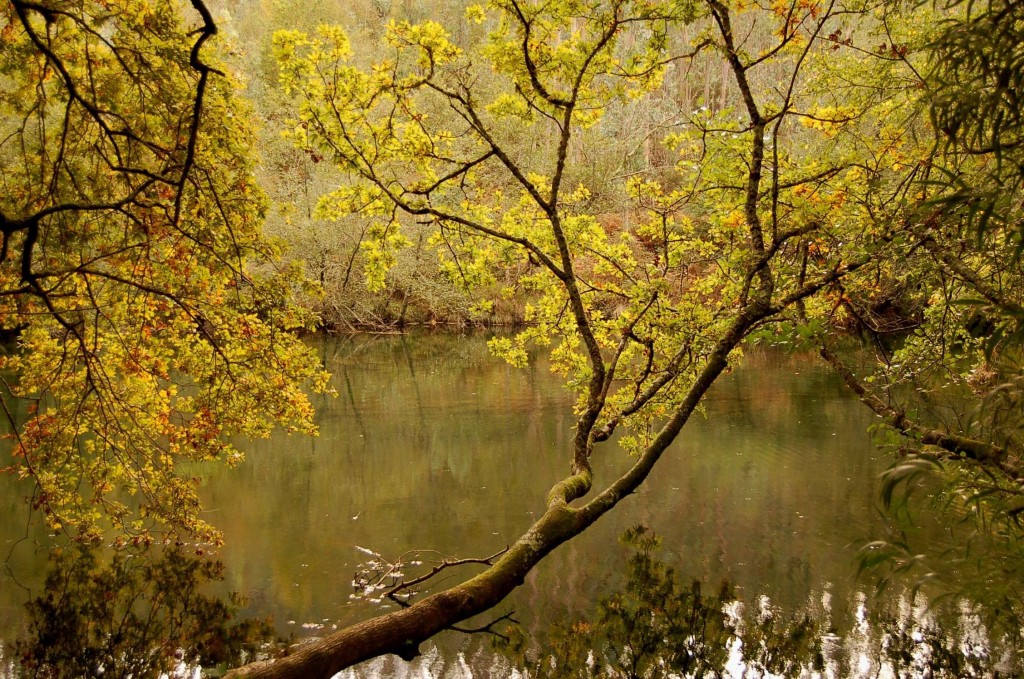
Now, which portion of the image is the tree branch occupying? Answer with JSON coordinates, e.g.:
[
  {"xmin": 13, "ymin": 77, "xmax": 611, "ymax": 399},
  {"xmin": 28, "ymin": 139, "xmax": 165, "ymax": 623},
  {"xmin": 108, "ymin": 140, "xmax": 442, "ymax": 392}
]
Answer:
[{"xmin": 820, "ymin": 344, "xmax": 1018, "ymax": 476}]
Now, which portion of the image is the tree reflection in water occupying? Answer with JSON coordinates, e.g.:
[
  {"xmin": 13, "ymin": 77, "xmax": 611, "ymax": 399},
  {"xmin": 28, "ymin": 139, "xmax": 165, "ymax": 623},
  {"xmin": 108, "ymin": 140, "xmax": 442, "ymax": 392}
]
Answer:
[
  {"xmin": 10, "ymin": 544, "xmax": 275, "ymax": 678},
  {"xmin": 5, "ymin": 527, "xmax": 1017, "ymax": 677},
  {"xmin": 497, "ymin": 526, "xmax": 1014, "ymax": 678}
]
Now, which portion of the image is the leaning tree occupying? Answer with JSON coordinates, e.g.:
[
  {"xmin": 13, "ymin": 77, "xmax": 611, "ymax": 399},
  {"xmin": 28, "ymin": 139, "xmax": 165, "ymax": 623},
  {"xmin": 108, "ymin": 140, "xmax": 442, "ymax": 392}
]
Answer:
[{"xmin": 231, "ymin": 0, "xmax": 933, "ymax": 674}]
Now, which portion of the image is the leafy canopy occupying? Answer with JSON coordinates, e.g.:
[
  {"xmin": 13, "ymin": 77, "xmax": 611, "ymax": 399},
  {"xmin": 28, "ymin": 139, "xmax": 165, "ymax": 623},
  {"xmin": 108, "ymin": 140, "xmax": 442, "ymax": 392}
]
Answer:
[
  {"xmin": 273, "ymin": 0, "xmax": 927, "ymax": 466},
  {"xmin": 0, "ymin": 0, "xmax": 329, "ymax": 546}
]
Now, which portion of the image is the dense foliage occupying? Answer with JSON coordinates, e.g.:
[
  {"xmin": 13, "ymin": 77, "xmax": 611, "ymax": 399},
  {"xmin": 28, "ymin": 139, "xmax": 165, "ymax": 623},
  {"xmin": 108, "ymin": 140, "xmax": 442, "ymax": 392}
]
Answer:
[
  {"xmin": 272, "ymin": 0, "xmax": 926, "ymax": 471},
  {"xmin": 0, "ymin": 0, "xmax": 329, "ymax": 545}
]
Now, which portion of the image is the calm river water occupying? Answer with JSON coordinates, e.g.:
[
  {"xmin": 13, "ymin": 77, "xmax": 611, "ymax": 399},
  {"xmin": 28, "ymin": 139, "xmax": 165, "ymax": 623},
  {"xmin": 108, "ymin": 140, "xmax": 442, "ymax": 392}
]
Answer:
[{"xmin": 0, "ymin": 333, "xmax": 988, "ymax": 676}]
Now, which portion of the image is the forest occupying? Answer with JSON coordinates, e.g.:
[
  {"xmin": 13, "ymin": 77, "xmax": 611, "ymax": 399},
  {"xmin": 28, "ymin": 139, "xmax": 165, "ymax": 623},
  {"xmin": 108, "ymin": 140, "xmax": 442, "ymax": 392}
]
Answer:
[{"xmin": 0, "ymin": 0, "xmax": 1022, "ymax": 676}]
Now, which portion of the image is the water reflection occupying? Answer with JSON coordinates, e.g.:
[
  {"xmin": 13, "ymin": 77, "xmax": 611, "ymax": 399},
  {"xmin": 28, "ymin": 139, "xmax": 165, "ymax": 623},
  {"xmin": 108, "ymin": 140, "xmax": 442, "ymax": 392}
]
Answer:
[
  {"xmin": 0, "ymin": 333, "xmax": 1004, "ymax": 676},
  {"xmin": 497, "ymin": 526, "xmax": 1012, "ymax": 678},
  {"xmin": 5, "ymin": 544, "xmax": 274, "ymax": 678}
]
